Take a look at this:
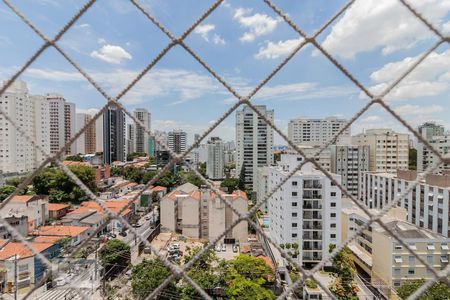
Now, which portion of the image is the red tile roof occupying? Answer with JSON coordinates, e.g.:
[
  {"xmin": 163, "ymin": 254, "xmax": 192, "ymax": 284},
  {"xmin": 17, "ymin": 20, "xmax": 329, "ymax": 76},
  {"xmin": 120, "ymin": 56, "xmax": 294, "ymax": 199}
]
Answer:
[
  {"xmin": 0, "ymin": 242, "xmax": 54, "ymax": 260},
  {"xmin": 10, "ymin": 195, "xmax": 36, "ymax": 203},
  {"xmin": 35, "ymin": 225, "xmax": 89, "ymax": 237},
  {"xmin": 48, "ymin": 203, "xmax": 70, "ymax": 211}
]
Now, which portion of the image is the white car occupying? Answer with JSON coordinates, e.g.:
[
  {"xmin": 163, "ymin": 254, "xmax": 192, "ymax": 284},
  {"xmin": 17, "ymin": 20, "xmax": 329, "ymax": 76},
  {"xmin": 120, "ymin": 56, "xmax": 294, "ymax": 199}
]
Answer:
[
  {"xmin": 55, "ymin": 277, "xmax": 66, "ymax": 287},
  {"xmin": 215, "ymin": 244, "xmax": 222, "ymax": 252},
  {"xmin": 171, "ymin": 243, "xmax": 180, "ymax": 250},
  {"xmin": 221, "ymin": 244, "xmax": 227, "ymax": 252}
]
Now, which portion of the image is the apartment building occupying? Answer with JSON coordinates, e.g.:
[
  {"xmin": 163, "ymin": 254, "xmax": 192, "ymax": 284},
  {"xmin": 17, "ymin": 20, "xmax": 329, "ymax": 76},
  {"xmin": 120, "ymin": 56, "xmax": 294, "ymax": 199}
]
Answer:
[
  {"xmin": 64, "ymin": 102, "xmax": 76, "ymax": 155},
  {"xmin": 160, "ymin": 183, "xmax": 248, "ymax": 244},
  {"xmin": 206, "ymin": 137, "xmax": 225, "ymax": 180},
  {"xmin": 288, "ymin": 117, "xmax": 350, "ymax": 146},
  {"xmin": 268, "ymin": 153, "xmax": 342, "ymax": 268},
  {"xmin": 417, "ymin": 122, "xmax": 449, "ymax": 173},
  {"xmin": 133, "ymin": 108, "xmax": 151, "ymax": 154},
  {"xmin": 255, "ymin": 166, "xmax": 269, "ymax": 212},
  {"xmin": 168, "ymin": 129, "xmax": 187, "ymax": 154},
  {"xmin": 236, "ymin": 105, "xmax": 274, "ymax": 190},
  {"xmin": 360, "ymin": 169, "xmax": 450, "ymax": 237},
  {"xmin": 300, "ymin": 145, "xmax": 332, "ymax": 173},
  {"xmin": 127, "ymin": 123, "xmax": 136, "ymax": 155},
  {"xmin": 46, "ymin": 94, "xmax": 66, "ymax": 155},
  {"xmin": 76, "ymin": 113, "xmax": 96, "ymax": 154},
  {"xmin": 3, "ymin": 195, "xmax": 48, "ymax": 231},
  {"xmin": 353, "ymin": 129, "xmax": 409, "ymax": 172},
  {"xmin": 0, "ymin": 81, "xmax": 50, "ymax": 174},
  {"xmin": 103, "ymin": 107, "xmax": 126, "ymax": 164},
  {"xmin": 330, "ymin": 144, "xmax": 369, "ymax": 197},
  {"xmin": 341, "ymin": 200, "xmax": 450, "ymax": 297}
]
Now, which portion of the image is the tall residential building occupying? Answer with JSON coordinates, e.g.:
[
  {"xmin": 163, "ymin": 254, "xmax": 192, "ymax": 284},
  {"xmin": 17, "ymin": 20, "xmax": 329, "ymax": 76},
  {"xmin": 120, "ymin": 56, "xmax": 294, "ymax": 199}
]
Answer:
[
  {"xmin": 330, "ymin": 144, "xmax": 369, "ymax": 196},
  {"xmin": 64, "ymin": 102, "xmax": 76, "ymax": 155},
  {"xmin": 168, "ymin": 129, "xmax": 187, "ymax": 154},
  {"xmin": 288, "ymin": 117, "xmax": 350, "ymax": 146},
  {"xmin": 127, "ymin": 123, "xmax": 135, "ymax": 155},
  {"xmin": 46, "ymin": 94, "xmax": 66, "ymax": 155},
  {"xmin": 206, "ymin": 137, "xmax": 225, "ymax": 180},
  {"xmin": 160, "ymin": 183, "xmax": 248, "ymax": 244},
  {"xmin": 236, "ymin": 105, "xmax": 274, "ymax": 190},
  {"xmin": 95, "ymin": 114, "xmax": 103, "ymax": 153},
  {"xmin": 353, "ymin": 129, "xmax": 409, "ymax": 172},
  {"xmin": 417, "ymin": 122, "xmax": 449, "ymax": 173},
  {"xmin": 133, "ymin": 108, "xmax": 151, "ymax": 154},
  {"xmin": 268, "ymin": 153, "xmax": 342, "ymax": 268},
  {"xmin": 103, "ymin": 107, "xmax": 126, "ymax": 164},
  {"xmin": 360, "ymin": 169, "xmax": 450, "ymax": 237},
  {"xmin": 300, "ymin": 145, "xmax": 332, "ymax": 173},
  {"xmin": 76, "ymin": 113, "xmax": 96, "ymax": 154},
  {"xmin": 0, "ymin": 81, "xmax": 50, "ymax": 174}
]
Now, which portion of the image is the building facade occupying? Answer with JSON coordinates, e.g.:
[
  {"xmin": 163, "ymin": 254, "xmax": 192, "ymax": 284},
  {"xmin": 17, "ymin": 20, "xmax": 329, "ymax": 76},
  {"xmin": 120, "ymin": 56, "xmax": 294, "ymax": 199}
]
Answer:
[
  {"xmin": 330, "ymin": 144, "xmax": 369, "ymax": 197},
  {"xmin": 0, "ymin": 81, "xmax": 50, "ymax": 174},
  {"xmin": 206, "ymin": 137, "xmax": 225, "ymax": 180},
  {"xmin": 236, "ymin": 105, "xmax": 274, "ymax": 190},
  {"xmin": 360, "ymin": 170, "xmax": 450, "ymax": 237},
  {"xmin": 288, "ymin": 117, "xmax": 349, "ymax": 146},
  {"xmin": 268, "ymin": 153, "xmax": 342, "ymax": 267},
  {"xmin": 46, "ymin": 94, "xmax": 66, "ymax": 155},
  {"xmin": 63, "ymin": 102, "xmax": 76, "ymax": 155},
  {"xmin": 167, "ymin": 129, "xmax": 187, "ymax": 154},
  {"xmin": 76, "ymin": 113, "xmax": 96, "ymax": 154},
  {"xmin": 103, "ymin": 107, "xmax": 126, "ymax": 164},
  {"xmin": 133, "ymin": 108, "xmax": 151, "ymax": 154},
  {"xmin": 417, "ymin": 122, "xmax": 449, "ymax": 173},
  {"xmin": 353, "ymin": 129, "xmax": 409, "ymax": 173}
]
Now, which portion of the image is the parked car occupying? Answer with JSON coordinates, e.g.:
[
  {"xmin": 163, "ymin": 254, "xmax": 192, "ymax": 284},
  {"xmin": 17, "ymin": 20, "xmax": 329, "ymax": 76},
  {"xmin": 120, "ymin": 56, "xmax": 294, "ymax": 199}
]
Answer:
[
  {"xmin": 107, "ymin": 233, "xmax": 117, "ymax": 238},
  {"xmin": 171, "ymin": 243, "xmax": 180, "ymax": 250},
  {"xmin": 232, "ymin": 244, "xmax": 239, "ymax": 253},
  {"xmin": 221, "ymin": 244, "xmax": 227, "ymax": 252},
  {"xmin": 215, "ymin": 244, "xmax": 222, "ymax": 252},
  {"xmin": 119, "ymin": 231, "xmax": 127, "ymax": 237},
  {"xmin": 55, "ymin": 277, "xmax": 66, "ymax": 287}
]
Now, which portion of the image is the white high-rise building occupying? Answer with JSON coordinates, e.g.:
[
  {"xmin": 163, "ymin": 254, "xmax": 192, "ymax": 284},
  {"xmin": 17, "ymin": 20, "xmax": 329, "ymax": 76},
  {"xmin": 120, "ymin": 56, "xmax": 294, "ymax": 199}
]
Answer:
[
  {"xmin": 206, "ymin": 137, "xmax": 224, "ymax": 180},
  {"xmin": 268, "ymin": 153, "xmax": 342, "ymax": 267},
  {"xmin": 46, "ymin": 94, "xmax": 66, "ymax": 155},
  {"xmin": 330, "ymin": 144, "xmax": 369, "ymax": 196},
  {"xmin": 0, "ymin": 81, "xmax": 50, "ymax": 174},
  {"xmin": 236, "ymin": 105, "xmax": 274, "ymax": 190},
  {"xmin": 64, "ymin": 102, "xmax": 76, "ymax": 155},
  {"xmin": 288, "ymin": 117, "xmax": 350, "ymax": 146},
  {"xmin": 168, "ymin": 129, "xmax": 187, "ymax": 154},
  {"xmin": 353, "ymin": 129, "xmax": 409, "ymax": 173},
  {"xmin": 417, "ymin": 122, "xmax": 449, "ymax": 173},
  {"xmin": 103, "ymin": 107, "xmax": 126, "ymax": 164},
  {"xmin": 133, "ymin": 108, "xmax": 151, "ymax": 154}
]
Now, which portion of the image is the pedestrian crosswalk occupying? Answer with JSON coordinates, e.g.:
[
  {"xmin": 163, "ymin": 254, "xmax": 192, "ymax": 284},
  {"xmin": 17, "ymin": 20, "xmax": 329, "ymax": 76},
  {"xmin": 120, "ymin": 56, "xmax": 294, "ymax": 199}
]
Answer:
[{"xmin": 33, "ymin": 288, "xmax": 87, "ymax": 300}]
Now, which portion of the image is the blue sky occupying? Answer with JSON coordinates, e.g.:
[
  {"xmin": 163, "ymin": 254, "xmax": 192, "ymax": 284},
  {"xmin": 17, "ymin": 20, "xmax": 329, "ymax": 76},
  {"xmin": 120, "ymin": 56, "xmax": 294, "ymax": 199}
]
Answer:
[{"xmin": 1, "ymin": 0, "xmax": 450, "ymax": 145}]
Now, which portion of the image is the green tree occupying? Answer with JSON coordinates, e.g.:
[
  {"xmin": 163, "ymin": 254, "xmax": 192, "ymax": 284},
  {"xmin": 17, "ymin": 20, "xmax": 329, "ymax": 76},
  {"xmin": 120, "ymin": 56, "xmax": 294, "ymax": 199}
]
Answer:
[
  {"xmin": 409, "ymin": 148, "xmax": 417, "ymax": 170},
  {"xmin": 127, "ymin": 152, "xmax": 147, "ymax": 161},
  {"xmin": 224, "ymin": 163, "xmax": 235, "ymax": 178},
  {"xmin": 99, "ymin": 239, "xmax": 130, "ymax": 280},
  {"xmin": 123, "ymin": 166, "xmax": 143, "ymax": 183},
  {"xmin": 397, "ymin": 279, "xmax": 450, "ymax": 299},
  {"xmin": 0, "ymin": 185, "xmax": 15, "ymax": 201},
  {"xmin": 111, "ymin": 166, "xmax": 123, "ymax": 176},
  {"xmin": 238, "ymin": 163, "xmax": 246, "ymax": 191},
  {"xmin": 227, "ymin": 254, "xmax": 274, "ymax": 282},
  {"xmin": 329, "ymin": 246, "xmax": 359, "ymax": 299},
  {"xmin": 142, "ymin": 170, "xmax": 177, "ymax": 188},
  {"xmin": 220, "ymin": 178, "xmax": 240, "ymax": 193},
  {"xmin": 198, "ymin": 162, "xmax": 207, "ymax": 177},
  {"xmin": 177, "ymin": 170, "xmax": 204, "ymax": 187},
  {"xmin": 5, "ymin": 177, "xmax": 26, "ymax": 187},
  {"xmin": 131, "ymin": 258, "xmax": 178, "ymax": 300},
  {"xmin": 65, "ymin": 154, "xmax": 84, "ymax": 162},
  {"xmin": 226, "ymin": 274, "xmax": 275, "ymax": 300}
]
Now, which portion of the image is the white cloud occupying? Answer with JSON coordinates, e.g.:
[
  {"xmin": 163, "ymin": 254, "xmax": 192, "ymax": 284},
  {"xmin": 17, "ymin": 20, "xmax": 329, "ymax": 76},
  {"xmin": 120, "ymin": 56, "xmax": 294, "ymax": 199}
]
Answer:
[
  {"xmin": 321, "ymin": 0, "xmax": 450, "ymax": 59},
  {"xmin": 77, "ymin": 23, "xmax": 90, "ymax": 29},
  {"xmin": 76, "ymin": 108, "xmax": 100, "ymax": 115},
  {"xmin": 255, "ymin": 38, "xmax": 303, "ymax": 59},
  {"xmin": 364, "ymin": 49, "xmax": 450, "ymax": 100},
  {"xmin": 90, "ymin": 44, "xmax": 132, "ymax": 64},
  {"xmin": 394, "ymin": 104, "xmax": 444, "ymax": 116},
  {"xmin": 97, "ymin": 38, "xmax": 107, "ymax": 45},
  {"xmin": 233, "ymin": 8, "xmax": 279, "ymax": 42},
  {"xmin": 194, "ymin": 24, "xmax": 226, "ymax": 45},
  {"xmin": 194, "ymin": 24, "xmax": 215, "ymax": 41},
  {"xmin": 23, "ymin": 67, "xmax": 220, "ymax": 105}
]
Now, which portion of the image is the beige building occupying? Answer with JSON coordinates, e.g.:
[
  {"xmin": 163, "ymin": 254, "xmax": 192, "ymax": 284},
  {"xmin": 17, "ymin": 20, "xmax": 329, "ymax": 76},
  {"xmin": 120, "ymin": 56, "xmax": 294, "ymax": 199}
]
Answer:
[
  {"xmin": 161, "ymin": 183, "xmax": 248, "ymax": 244},
  {"xmin": 352, "ymin": 129, "xmax": 409, "ymax": 173},
  {"xmin": 341, "ymin": 200, "xmax": 450, "ymax": 298}
]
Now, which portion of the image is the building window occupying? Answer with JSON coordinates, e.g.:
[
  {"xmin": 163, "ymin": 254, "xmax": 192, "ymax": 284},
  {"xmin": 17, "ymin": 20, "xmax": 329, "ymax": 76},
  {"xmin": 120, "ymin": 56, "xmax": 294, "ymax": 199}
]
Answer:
[
  {"xmin": 292, "ymin": 192, "xmax": 298, "ymax": 197},
  {"xmin": 331, "ymin": 192, "xmax": 336, "ymax": 197},
  {"xmin": 394, "ymin": 268, "xmax": 401, "ymax": 276},
  {"xmin": 331, "ymin": 234, "xmax": 336, "ymax": 239},
  {"xmin": 292, "ymin": 202, "xmax": 297, "ymax": 207},
  {"xmin": 442, "ymin": 243, "xmax": 449, "ymax": 250},
  {"xmin": 409, "ymin": 256, "xmax": 415, "ymax": 263},
  {"xmin": 330, "ymin": 213, "xmax": 336, "ymax": 218},
  {"xmin": 427, "ymin": 255, "xmax": 433, "ymax": 263},
  {"xmin": 408, "ymin": 243, "xmax": 416, "ymax": 250},
  {"xmin": 292, "ymin": 233, "xmax": 297, "ymax": 238},
  {"xmin": 330, "ymin": 223, "xmax": 336, "ymax": 228},
  {"xmin": 331, "ymin": 202, "xmax": 336, "ymax": 207},
  {"xmin": 292, "ymin": 212, "xmax": 297, "ymax": 218},
  {"xmin": 292, "ymin": 181, "xmax": 298, "ymax": 186},
  {"xmin": 441, "ymin": 255, "xmax": 449, "ymax": 263},
  {"xmin": 292, "ymin": 223, "xmax": 297, "ymax": 228},
  {"xmin": 394, "ymin": 256, "xmax": 403, "ymax": 263},
  {"xmin": 394, "ymin": 244, "xmax": 402, "ymax": 250},
  {"xmin": 408, "ymin": 268, "xmax": 415, "ymax": 275},
  {"xmin": 427, "ymin": 243, "xmax": 435, "ymax": 250}
]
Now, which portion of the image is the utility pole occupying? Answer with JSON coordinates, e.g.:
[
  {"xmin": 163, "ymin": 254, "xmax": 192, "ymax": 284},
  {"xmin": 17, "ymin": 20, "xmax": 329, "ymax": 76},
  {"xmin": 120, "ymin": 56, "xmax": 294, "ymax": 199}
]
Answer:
[
  {"xmin": 13, "ymin": 254, "xmax": 17, "ymax": 300},
  {"xmin": 94, "ymin": 242, "xmax": 98, "ymax": 281}
]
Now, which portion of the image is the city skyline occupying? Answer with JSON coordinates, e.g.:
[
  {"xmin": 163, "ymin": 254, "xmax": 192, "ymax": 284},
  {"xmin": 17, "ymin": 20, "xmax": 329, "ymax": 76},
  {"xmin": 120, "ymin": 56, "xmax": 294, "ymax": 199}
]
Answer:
[{"xmin": 1, "ymin": 0, "xmax": 449, "ymax": 144}]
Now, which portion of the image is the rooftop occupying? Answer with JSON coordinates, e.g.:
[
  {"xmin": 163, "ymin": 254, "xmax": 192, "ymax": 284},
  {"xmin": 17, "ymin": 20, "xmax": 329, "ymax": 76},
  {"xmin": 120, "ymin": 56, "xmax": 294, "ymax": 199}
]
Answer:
[
  {"xmin": 0, "ymin": 241, "xmax": 54, "ymax": 260},
  {"xmin": 48, "ymin": 203, "xmax": 71, "ymax": 211},
  {"xmin": 34, "ymin": 225, "xmax": 89, "ymax": 237},
  {"xmin": 377, "ymin": 220, "xmax": 445, "ymax": 240}
]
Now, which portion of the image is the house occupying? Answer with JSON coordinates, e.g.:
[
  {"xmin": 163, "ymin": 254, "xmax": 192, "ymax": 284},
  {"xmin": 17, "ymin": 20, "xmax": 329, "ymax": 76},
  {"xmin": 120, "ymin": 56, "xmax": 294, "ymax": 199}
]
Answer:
[
  {"xmin": 33, "ymin": 225, "xmax": 89, "ymax": 247},
  {"xmin": 48, "ymin": 203, "xmax": 71, "ymax": 220},
  {"xmin": 161, "ymin": 184, "xmax": 248, "ymax": 244},
  {"xmin": 4, "ymin": 195, "xmax": 48, "ymax": 231},
  {"xmin": 0, "ymin": 240, "xmax": 59, "ymax": 292}
]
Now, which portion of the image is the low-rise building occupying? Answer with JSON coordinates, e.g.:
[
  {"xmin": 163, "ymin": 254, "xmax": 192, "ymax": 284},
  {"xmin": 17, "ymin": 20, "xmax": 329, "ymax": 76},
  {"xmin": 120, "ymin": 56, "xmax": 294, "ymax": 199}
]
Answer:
[
  {"xmin": 341, "ymin": 200, "xmax": 450, "ymax": 298},
  {"xmin": 360, "ymin": 169, "xmax": 450, "ymax": 237},
  {"xmin": 48, "ymin": 203, "xmax": 71, "ymax": 220},
  {"xmin": 4, "ymin": 195, "xmax": 48, "ymax": 231},
  {"xmin": 33, "ymin": 225, "xmax": 90, "ymax": 246},
  {"xmin": 161, "ymin": 183, "xmax": 248, "ymax": 244}
]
